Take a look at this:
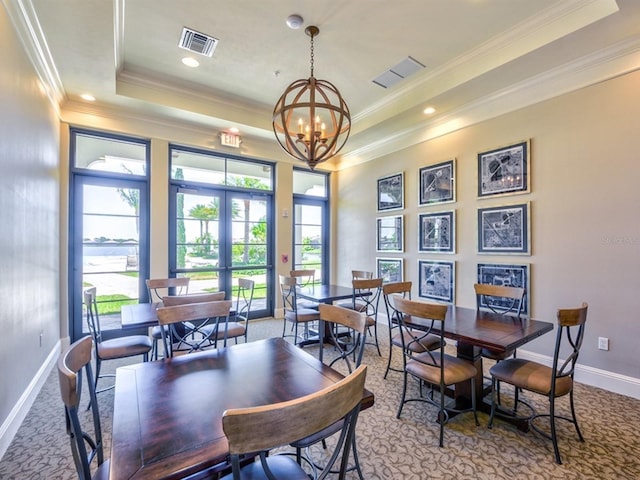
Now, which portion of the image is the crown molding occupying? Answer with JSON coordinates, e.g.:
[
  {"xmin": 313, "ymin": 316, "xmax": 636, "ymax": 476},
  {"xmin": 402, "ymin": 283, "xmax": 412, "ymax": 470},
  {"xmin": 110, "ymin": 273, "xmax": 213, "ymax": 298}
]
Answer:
[
  {"xmin": 338, "ymin": 37, "xmax": 640, "ymax": 170},
  {"xmin": 2, "ymin": 0, "xmax": 65, "ymax": 114}
]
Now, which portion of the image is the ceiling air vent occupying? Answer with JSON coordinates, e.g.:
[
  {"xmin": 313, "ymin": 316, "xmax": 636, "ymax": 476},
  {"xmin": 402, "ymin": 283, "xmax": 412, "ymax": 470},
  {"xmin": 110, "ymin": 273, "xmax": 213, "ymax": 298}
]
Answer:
[
  {"xmin": 372, "ymin": 56, "xmax": 425, "ymax": 89},
  {"xmin": 179, "ymin": 27, "xmax": 218, "ymax": 57}
]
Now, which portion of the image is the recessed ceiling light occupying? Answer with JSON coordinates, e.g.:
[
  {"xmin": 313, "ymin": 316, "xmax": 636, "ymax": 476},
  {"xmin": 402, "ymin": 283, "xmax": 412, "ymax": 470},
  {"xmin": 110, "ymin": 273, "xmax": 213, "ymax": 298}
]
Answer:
[
  {"xmin": 228, "ymin": 127, "xmax": 239, "ymax": 134},
  {"xmin": 81, "ymin": 93, "xmax": 95, "ymax": 102},
  {"xmin": 423, "ymin": 106, "xmax": 436, "ymax": 115},
  {"xmin": 182, "ymin": 57, "xmax": 200, "ymax": 68}
]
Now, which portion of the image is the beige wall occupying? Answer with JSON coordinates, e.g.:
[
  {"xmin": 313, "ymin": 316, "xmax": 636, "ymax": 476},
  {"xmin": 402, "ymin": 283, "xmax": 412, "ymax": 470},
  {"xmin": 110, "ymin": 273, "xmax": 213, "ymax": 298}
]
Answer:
[
  {"xmin": 335, "ymin": 69, "xmax": 640, "ymax": 380},
  {"xmin": 0, "ymin": 7, "xmax": 60, "ymax": 433}
]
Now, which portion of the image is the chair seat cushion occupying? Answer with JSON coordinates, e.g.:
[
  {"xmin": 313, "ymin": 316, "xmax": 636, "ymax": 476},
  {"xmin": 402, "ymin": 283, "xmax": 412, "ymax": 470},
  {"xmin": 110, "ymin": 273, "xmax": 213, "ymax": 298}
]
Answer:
[
  {"xmin": 150, "ymin": 325, "xmax": 168, "ymax": 339},
  {"xmin": 93, "ymin": 459, "xmax": 110, "ymax": 480},
  {"xmin": 482, "ymin": 347, "xmax": 515, "ymax": 361},
  {"xmin": 297, "ymin": 300, "xmax": 319, "ymax": 310},
  {"xmin": 201, "ymin": 322, "xmax": 246, "ymax": 339},
  {"xmin": 407, "ymin": 352, "xmax": 477, "ymax": 386},
  {"xmin": 489, "ymin": 358, "xmax": 573, "ymax": 397},
  {"xmin": 392, "ymin": 331, "xmax": 440, "ymax": 353},
  {"xmin": 219, "ymin": 455, "xmax": 309, "ymax": 480},
  {"xmin": 335, "ymin": 301, "xmax": 367, "ymax": 312},
  {"xmin": 98, "ymin": 336, "xmax": 152, "ymax": 360},
  {"xmin": 291, "ymin": 419, "xmax": 343, "ymax": 448},
  {"xmin": 285, "ymin": 309, "xmax": 320, "ymax": 323}
]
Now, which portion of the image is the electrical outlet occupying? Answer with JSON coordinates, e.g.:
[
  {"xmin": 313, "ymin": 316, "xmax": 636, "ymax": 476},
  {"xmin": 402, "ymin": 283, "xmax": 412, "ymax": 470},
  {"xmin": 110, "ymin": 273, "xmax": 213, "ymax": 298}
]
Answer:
[{"xmin": 598, "ymin": 337, "xmax": 609, "ymax": 351}]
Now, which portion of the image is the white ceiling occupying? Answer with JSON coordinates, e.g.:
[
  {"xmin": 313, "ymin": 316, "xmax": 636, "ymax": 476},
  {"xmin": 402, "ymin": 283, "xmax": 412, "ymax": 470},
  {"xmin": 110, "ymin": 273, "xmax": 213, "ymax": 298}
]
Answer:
[{"xmin": 7, "ymin": 0, "xmax": 640, "ymax": 168}]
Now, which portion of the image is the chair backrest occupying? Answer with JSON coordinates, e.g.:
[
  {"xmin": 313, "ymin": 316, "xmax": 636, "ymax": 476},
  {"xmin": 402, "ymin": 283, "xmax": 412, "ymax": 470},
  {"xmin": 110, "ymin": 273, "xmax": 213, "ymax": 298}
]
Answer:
[
  {"xmin": 474, "ymin": 283, "xmax": 526, "ymax": 317},
  {"xmin": 391, "ymin": 296, "xmax": 448, "ymax": 368},
  {"xmin": 351, "ymin": 277, "xmax": 384, "ymax": 317},
  {"xmin": 146, "ymin": 277, "xmax": 190, "ymax": 303},
  {"xmin": 235, "ymin": 278, "xmax": 255, "ymax": 323},
  {"xmin": 382, "ymin": 281, "xmax": 412, "ymax": 326},
  {"xmin": 57, "ymin": 336, "xmax": 105, "ymax": 480},
  {"xmin": 551, "ymin": 303, "xmax": 588, "ymax": 390},
  {"xmin": 156, "ymin": 300, "xmax": 232, "ymax": 356},
  {"xmin": 319, "ymin": 304, "xmax": 368, "ymax": 372},
  {"xmin": 223, "ymin": 365, "xmax": 367, "ymax": 480},
  {"xmin": 279, "ymin": 275, "xmax": 299, "ymax": 314},
  {"xmin": 162, "ymin": 291, "xmax": 225, "ymax": 306},
  {"xmin": 352, "ymin": 270, "xmax": 373, "ymax": 280},
  {"xmin": 83, "ymin": 287, "xmax": 102, "ymax": 345},
  {"xmin": 289, "ymin": 269, "xmax": 316, "ymax": 288}
]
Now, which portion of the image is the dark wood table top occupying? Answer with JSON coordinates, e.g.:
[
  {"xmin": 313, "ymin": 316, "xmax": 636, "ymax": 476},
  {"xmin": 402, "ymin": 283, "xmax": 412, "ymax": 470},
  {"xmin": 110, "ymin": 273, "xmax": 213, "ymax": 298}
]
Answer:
[
  {"xmin": 121, "ymin": 302, "xmax": 235, "ymax": 330},
  {"xmin": 296, "ymin": 284, "xmax": 357, "ymax": 304},
  {"xmin": 109, "ymin": 337, "xmax": 375, "ymax": 480},
  {"xmin": 404, "ymin": 305, "xmax": 554, "ymax": 353},
  {"xmin": 120, "ymin": 302, "xmax": 160, "ymax": 329}
]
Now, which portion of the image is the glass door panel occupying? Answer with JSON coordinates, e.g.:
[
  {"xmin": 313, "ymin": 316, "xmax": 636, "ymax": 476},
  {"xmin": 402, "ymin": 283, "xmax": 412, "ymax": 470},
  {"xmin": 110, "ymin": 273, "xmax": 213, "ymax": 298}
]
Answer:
[
  {"xmin": 176, "ymin": 191, "xmax": 223, "ymax": 294},
  {"xmin": 294, "ymin": 203, "xmax": 324, "ymax": 281},
  {"xmin": 229, "ymin": 195, "xmax": 269, "ymax": 315},
  {"xmin": 72, "ymin": 177, "xmax": 148, "ymax": 341}
]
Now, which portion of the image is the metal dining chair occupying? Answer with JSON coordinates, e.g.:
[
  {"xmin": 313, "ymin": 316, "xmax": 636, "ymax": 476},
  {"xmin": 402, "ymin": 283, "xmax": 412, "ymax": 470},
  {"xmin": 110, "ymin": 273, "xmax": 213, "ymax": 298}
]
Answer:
[{"xmin": 488, "ymin": 303, "xmax": 588, "ymax": 464}]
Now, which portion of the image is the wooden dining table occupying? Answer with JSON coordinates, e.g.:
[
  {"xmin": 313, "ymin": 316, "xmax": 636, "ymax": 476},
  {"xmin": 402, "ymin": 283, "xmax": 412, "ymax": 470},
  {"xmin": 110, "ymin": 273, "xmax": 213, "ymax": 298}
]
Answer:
[
  {"xmin": 109, "ymin": 337, "xmax": 375, "ymax": 480},
  {"xmin": 295, "ymin": 284, "xmax": 369, "ymax": 357},
  {"xmin": 403, "ymin": 305, "xmax": 553, "ymax": 422}
]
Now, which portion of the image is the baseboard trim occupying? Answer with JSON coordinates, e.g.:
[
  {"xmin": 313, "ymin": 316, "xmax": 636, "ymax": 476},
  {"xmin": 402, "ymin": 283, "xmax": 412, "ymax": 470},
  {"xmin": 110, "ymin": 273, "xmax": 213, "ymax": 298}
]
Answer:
[
  {"xmin": 0, "ymin": 340, "xmax": 62, "ymax": 461},
  {"xmin": 518, "ymin": 349, "xmax": 640, "ymax": 400}
]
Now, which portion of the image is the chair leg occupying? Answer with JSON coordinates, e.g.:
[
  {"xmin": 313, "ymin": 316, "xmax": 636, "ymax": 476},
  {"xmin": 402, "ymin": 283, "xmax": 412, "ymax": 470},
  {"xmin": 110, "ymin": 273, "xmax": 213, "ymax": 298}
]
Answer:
[
  {"xmin": 350, "ymin": 434, "xmax": 365, "ymax": 480},
  {"xmin": 371, "ymin": 321, "xmax": 381, "ymax": 356},
  {"xmin": 438, "ymin": 387, "xmax": 445, "ymax": 447},
  {"xmin": 383, "ymin": 343, "xmax": 393, "ymax": 379},
  {"xmin": 396, "ymin": 371, "xmax": 409, "ymax": 419},
  {"xmin": 488, "ymin": 376, "xmax": 497, "ymax": 429},
  {"xmin": 549, "ymin": 396, "xmax": 562, "ymax": 464},
  {"xmin": 569, "ymin": 389, "xmax": 584, "ymax": 442},
  {"xmin": 471, "ymin": 377, "xmax": 479, "ymax": 426}
]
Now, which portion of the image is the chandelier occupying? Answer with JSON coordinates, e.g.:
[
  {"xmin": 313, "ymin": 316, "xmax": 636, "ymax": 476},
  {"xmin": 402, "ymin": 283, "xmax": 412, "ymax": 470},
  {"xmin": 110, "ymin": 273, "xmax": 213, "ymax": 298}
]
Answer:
[{"xmin": 272, "ymin": 26, "xmax": 351, "ymax": 170}]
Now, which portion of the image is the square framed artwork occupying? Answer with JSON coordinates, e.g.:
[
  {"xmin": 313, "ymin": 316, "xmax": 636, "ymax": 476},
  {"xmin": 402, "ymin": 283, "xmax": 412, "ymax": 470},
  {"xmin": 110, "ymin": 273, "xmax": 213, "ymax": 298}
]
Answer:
[
  {"xmin": 376, "ymin": 215, "xmax": 404, "ymax": 252},
  {"xmin": 419, "ymin": 159, "xmax": 455, "ymax": 205},
  {"xmin": 477, "ymin": 140, "xmax": 530, "ymax": 198},
  {"xmin": 377, "ymin": 172, "xmax": 404, "ymax": 211},
  {"xmin": 418, "ymin": 260, "xmax": 455, "ymax": 303},
  {"xmin": 419, "ymin": 210, "xmax": 455, "ymax": 253},
  {"xmin": 478, "ymin": 202, "xmax": 530, "ymax": 254},
  {"xmin": 376, "ymin": 258, "xmax": 404, "ymax": 283},
  {"xmin": 477, "ymin": 263, "xmax": 529, "ymax": 315}
]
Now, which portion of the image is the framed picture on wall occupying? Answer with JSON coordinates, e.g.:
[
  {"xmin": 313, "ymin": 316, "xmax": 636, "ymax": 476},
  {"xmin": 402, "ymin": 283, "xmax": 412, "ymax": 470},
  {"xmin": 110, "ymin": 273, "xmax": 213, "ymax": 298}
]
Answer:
[
  {"xmin": 376, "ymin": 258, "xmax": 404, "ymax": 283},
  {"xmin": 477, "ymin": 140, "xmax": 530, "ymax": 198},
  {"xmin": 418, "ymin": 210, "xmax": 455, "ymax": 253},
  {"xmin": 477, "ymin": 262, "xmax": 529, "ymax": 315},
  {"xmin": 376, "ymin": 215, "xmax": 404, "ymax": 252},
  {"xmin": 419, "ymin": 159, "xmax": 455, "ymax": 205},
  {"xmin": 478, "ymin": 202, "xmax": 530, "ymax": 254},
  {"xmin": 418, "ymin": 260, "xmax": 455, "ymax": 303},
  {"xmin": 377, "ymin": 172, "xmax": 404, "ymax": 211}
]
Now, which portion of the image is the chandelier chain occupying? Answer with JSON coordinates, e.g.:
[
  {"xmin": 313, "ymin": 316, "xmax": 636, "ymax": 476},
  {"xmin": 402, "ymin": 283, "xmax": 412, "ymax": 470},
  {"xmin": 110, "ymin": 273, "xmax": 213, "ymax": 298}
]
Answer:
[{"xmin": 310, "ymin": 32, "xmax": 315, "ymax": 77}]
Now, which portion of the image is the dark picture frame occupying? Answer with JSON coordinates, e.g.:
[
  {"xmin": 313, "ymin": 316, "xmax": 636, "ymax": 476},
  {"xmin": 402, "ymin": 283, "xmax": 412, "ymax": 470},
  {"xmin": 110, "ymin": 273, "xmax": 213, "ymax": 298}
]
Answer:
[
  {"xmin": 376, "ymin": 215, "xmax": 404, "ymax": 252},
  {"xmin": 418, "ymin": 210, "xmax": 455, "ymax": 253},
  {"xmin": 377, "ymin": 172, "xmax": 404, "ymax": 211},
  {"xmin": 477, "ymin": 262, "xmax": 529, "ymax": 315},
  {"xmin": 376, "ymin": 258, "xmax": 404, "ymax": 283},
  {"xmin": 418, "ymin": 260, "xmax": 455, "ymax": 303},
  {"xmin": 419, "ymin": 159, "xmax": 455, "ymax": 205},
  {"xmin": 478, "ymin": 140, "xmax": 530, "ymax": 198},
  {"xmin": 478, "ymin": 202, "xmax": 530, "ymax": 254}
]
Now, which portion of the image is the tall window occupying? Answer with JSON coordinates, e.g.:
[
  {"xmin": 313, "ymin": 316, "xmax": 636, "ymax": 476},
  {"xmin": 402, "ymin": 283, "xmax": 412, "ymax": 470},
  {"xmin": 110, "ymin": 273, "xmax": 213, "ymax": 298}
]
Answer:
[
  {"xmin": 69, "ymin": 129, "xmax": 150, "ymax": 341},
  {"xmin": 169, "ymin": 145, "xmax": 274, "ymax": 318},
  {"xmin": 293, "ymin": 169, "xmax": 329, "ymax": 283}
]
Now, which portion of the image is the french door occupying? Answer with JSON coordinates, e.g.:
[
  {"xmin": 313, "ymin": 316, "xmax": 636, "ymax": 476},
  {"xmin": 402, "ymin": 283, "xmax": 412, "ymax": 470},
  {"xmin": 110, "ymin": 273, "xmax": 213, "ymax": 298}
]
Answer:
[
  {"xmin": 170, "ymin": 186, "xmax": 272, "ymax": 318},
  {"xmin": 70, "ymin": 175, "xmax": 149, "ymax": 341}
]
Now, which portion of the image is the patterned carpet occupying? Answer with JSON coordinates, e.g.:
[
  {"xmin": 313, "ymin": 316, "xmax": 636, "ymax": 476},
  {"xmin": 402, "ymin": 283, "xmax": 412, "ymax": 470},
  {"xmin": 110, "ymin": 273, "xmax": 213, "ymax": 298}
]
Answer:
[{"xmin": 1, "ymin": 318, "xmax": 639, "ymax": 479}]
